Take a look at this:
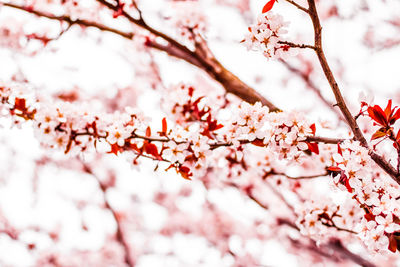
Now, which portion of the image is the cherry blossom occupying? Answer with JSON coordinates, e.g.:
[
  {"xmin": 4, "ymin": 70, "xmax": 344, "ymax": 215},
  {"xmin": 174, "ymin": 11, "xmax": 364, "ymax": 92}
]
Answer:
[{"xmin": 1, "ymin": 0, "xmax": 400, "ymax": 266}]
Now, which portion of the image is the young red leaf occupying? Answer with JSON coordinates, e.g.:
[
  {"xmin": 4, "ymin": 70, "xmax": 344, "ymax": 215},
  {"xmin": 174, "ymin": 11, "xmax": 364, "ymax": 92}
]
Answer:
[
  {"xmin": 128, "ymin": 142, "xmax": 141, "ymax": 153},
  {"xmin": 344, "ymin": 176, "xmax": 353, "ymax": 193},
  {"xmin": 327, "ymin": 166, "xmax": 342, "ymax": 172},
  {"xmin": 337, "ymin": 143, "xmax": 343, "ymax": 156},
  {"xmin": 393, "ymin": 109, "xmax": 400, "ymax": 121},
  {"xmin": 262, "ymin": 0, "xmax": 276, "ymax": 13},
  {"xmin": 364, "ymin": 213, "xmax": 376, "ymax": 222},
  {"xmin": 14, "ymin": 98, "xmax": 27, "ymax": 112},
  {"xmin": 251, "ymin": 139, "xmax": 265, "ymax": 147},
  {"xmin": 388, "ymin": 234, "xmax": 398, "ymax": 253},
  {"xmin": 162, "ymin": 118, "xmax": 167, "ymax": 134},
  {"xmin": 384, "ymin": 99, "xmax": 393, "ymax": 119},
  {"xmin": 109, "ymin": 143, "xmax": 123, "ymax": 155},
  {"xmin": 367, "ymin": 105, "xmax": 388, "ymax": 126},
  {"xmin": 146, "ymin": 126, "xmax": 151, "ymax": 137},
  {"xmin": 371, "ymin": 130, "xmax": 387, "ymax": 140},
  {"xmin": 306, "ymin": 142, "xmax": 319, "ymax": 154},
  {"xmin": 144, "ymin": 143, "xmax": 162, "ymax": 160},
  {"xmin": 310, "ymin": 123, "xmax": 316, "ymax": 135},
  {"xmin": 178, "ymin": 165, "xmax": 192, "ymax": 180}
]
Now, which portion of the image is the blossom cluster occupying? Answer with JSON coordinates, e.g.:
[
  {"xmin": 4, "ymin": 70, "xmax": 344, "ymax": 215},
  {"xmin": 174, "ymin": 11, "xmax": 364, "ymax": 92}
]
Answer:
[
  {"xmin": 242, "ymin": 12, "xmax": 295, "ymax": 59},
  {"xmin": 329, "ymin": 141, "xmax": 400, "ymax": 253},
  {"xmin": 296, "ymin": 139, "xmax": 400, "ymax": 253},
  {"xmin": 1, "ymin": 82, "xmax": 323, "ymax": 182},
  {"xmin": 163, "ymin": 84, "xmax": 317, "ymax": 164},
  {"xmin": 295, "ymin": 140, "xmax": 400, "ymax": 253},
  {"xmin": 225, "ymin": 102, "xmax": 315, "ymax": 162},
  {"xmin": 296, "ymin": 197, "xmax": 361, "ymax": 244}
]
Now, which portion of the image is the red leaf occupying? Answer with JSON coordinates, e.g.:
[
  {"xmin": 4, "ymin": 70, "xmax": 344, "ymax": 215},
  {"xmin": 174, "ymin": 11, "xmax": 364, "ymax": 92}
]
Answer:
[
  {"xmin": 384, "ymin": 99, "xmax": 393, "ymax": 119},
  {"xmin": 310, "ymin": 123, "xmax": 316, "ymax": 135},
  {"xmin": 306, "ymin": 142, "xmax": 319, "ymax": 154},
  {"xmin": 109, "ymin": 143, "xmax": 123, "ymax": 155},
  {"xmin": 337, "ymin": 143, "xmax": 343, "ymax": 156},
  {"xmin": 128, "ymin": 142, "xmax": 141, "ymax": 153},
  {"xmin": 344, "ymin": 176, "xmax": 353, "ymax": 193},
  {"xmin": 162, "ymin": 118, "xmax": 167, "ymax": 134},
  {"xmin": 371, "ymin": 130, "xmax": 387, "ymax": 140},
  {"xmin": 393, "ymin": 109, "xmax": 400, "ymax": 121},
  {"xmin": 178, "ymin": 165, "xmax": 192, "ymax": 180},
  {"xmin": 14, "ymin": 98, "xmax": 27, "ymax": 112},
  {"xmin": 144, "ymin": 143, "xmax": 161, "ymax": 160},
  {"xmin": 193, "ymin": 96, "xmax": 204, "ymax": 107},
  {"xmin": 388, "ymin": 234, "xmax": 398, "ymax": 253},
  {"xmin": 327, "ymin": 166, "xmax": 342, "ymax": 172},
  {"xmin": 146, "ymin": 126, "xmax": 151, "ymax": 137},
  {"xmin": 262, "ymin": 0, "xmax": 276, "ymax": 13},
  {"xmin": 364, "ymin": 213, "xmax": 375, "ymax": 222},
  {"xmin": 251, "ymin": 139, "xmax": 265, "ymax": 147},
  {"xmin": 368, "ymin": 105, "xmax": 388, "ymax": 126},
  {"xmin": 188, "ymin": 86, "xmax": 194, "ymax": 97}
]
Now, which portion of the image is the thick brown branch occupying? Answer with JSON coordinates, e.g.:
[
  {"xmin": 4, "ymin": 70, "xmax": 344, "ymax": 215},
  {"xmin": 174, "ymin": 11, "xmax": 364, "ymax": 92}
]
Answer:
[
  {"xmin": 307, "ymin": 0, "xmax": 365, "ymax": 146},
  {"xmin": 95, "ymin": 0, "xmax": 280, "ymax": 111},
  {"xmin": 3, "ymin": 1, "xmax": 279, "ymax": 111}
]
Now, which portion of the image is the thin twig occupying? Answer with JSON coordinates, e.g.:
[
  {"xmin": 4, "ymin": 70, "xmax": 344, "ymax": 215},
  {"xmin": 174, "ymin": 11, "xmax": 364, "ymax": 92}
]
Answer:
[
  {"xmin": 283, "ymin": 0, "xmax": 309, "ymax": 13},
  {"xmin": 306, "ymin": 135, "xmax": 345, "ymax": 144},
  {"xmin": 278, "ymin": 41, "xmax": 316, "ymax": 50},
  {"xmin": 2, "ymin": 2, "xmax": 135, "ymax": 39},
  {"xmin": 266, "ymin": 169, "xmax": 329, "ymax": 180}
]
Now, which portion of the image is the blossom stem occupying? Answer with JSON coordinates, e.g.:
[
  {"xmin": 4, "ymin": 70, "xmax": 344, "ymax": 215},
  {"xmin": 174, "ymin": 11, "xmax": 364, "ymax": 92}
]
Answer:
[{"xmin": 278, "ymin": 41, "xmax": 316, "ymax": 50}]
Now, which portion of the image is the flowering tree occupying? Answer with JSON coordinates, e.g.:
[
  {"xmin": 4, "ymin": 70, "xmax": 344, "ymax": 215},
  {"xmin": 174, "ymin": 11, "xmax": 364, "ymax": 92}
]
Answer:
[{"xmin": 0, "ymin": 0, "xmax": 400, "ymax": 266}]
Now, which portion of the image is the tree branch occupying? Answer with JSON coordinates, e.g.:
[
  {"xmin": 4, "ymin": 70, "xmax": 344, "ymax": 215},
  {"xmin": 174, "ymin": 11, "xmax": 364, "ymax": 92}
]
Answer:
[
  {"xmin": 306, "ymin": 0, "xmax": 400, "ymax": 183},
  {"xmin": 95, "ymin": 0, "xmax": 281, "ymax": 111},
  {"xmin": 278, "ymin": 218, "xmax": 377, "ymax": 267},
  {"xmin": 265, "ymin": 169, "xmax": 329, "ymax": 180},
  {"xmin": 2, "ymin": 2, "xmax": 135, "ymax": 39}
]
